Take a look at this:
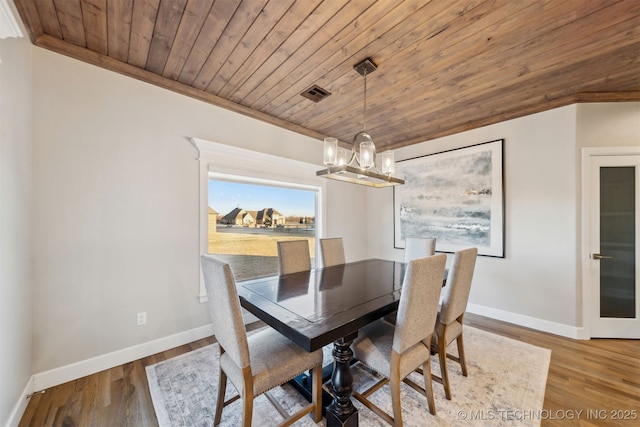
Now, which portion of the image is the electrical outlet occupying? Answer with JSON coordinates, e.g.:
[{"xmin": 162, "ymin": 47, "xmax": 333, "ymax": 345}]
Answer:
[{"xmin": 137, "ymin": 312, "xmax": 147, "ymax": 326}]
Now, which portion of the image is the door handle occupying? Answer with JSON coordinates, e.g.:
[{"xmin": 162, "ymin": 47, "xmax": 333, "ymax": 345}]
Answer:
[{"xmin": 591, "ymin": 253, "xmax": 612, "ymax": 260}]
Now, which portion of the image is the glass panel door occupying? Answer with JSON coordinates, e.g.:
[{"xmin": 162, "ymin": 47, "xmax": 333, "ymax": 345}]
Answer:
[
  {"xmin": 589, "ymin": 154, "xmax": 640, "ymax": 338},
  {"xmin": 599, "ymin": 167, "xmax": 636, "ymax": 318}
]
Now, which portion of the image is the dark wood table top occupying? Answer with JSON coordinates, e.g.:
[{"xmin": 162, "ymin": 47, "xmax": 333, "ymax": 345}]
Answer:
[{"xmin": 237, "ymin": 258, "xmax": 407, "ymax": 352}]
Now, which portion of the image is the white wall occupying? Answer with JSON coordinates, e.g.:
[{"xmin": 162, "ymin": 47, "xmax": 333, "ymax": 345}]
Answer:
[
  {"xmin": 367, "ymin": 106, "xmax": 579, "ymax": 332},
  {"xmin": 0, "ymin": 36, "xmax": 33, "ymax": 426},
  {"xmin": 324, "ymin": 180, "xmax": 369, "ymax": 262},
  {"xmin": 577, "ymin": 102, "xmax": 640, "ymax": 147},
  {"xmin": 367, "ymin": 102, "xmax": 640, "ymax": 336},
  {"xmin": 30, "ymin": 47, "xmax": 370, "ymax": 378}
]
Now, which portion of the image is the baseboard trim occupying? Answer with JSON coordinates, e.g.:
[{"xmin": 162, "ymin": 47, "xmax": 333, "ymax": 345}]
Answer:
[
  {"xmin": 21, "ymin": 304, "xmax": 585, "ymax": 421},
  {"xmin": 32, "ymin": 323, "xmax": 215, "ymax": 392},
  {"xmin": 467, "ymin": 303, "xmax": 585, "ymax": 339},
  {"xmin": 6, "ymin": 377, "xmax": 34, "ymax": 427}
]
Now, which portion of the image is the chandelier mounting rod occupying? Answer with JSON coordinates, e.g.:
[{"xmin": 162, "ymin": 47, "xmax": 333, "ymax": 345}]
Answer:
[{"xmin": 354, "ymin": 58, "xmax": 376, "ymax": 133}]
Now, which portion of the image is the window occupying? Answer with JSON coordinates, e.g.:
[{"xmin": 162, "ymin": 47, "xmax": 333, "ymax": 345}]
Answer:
[
  {"xmin": 208, "ymin": 176, "xmax": 317, "ymax": 280},
  {"xmin": 191, "ymin": 137, "xmax": 325, "ymax": 302}
]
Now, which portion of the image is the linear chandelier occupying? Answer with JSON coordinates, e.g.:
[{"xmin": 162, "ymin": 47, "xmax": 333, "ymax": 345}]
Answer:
[{"xmin": 316, "ymin": 58, "xmax": 404, "ymax": 188}]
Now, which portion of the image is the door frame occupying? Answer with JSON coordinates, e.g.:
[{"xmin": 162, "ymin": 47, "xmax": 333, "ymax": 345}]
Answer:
[{"xmin": 581, "ymin": 146, "xmax": 640, "ymax": 339}]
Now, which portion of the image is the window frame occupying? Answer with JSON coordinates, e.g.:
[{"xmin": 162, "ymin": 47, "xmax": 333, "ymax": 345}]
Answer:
[{"xmin": 191, "ymin": 137, "xmax": 325, "ymax": 302}]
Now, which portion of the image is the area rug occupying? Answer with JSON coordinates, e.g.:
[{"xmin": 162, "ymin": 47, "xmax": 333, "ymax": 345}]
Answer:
[{"xmin": 146, "ymin": 326, "xmax": 550, "ymax": 426}]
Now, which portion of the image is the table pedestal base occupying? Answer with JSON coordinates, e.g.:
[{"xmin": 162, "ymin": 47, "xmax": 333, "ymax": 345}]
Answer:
[
  {"xmin": 326, "ymin": 335, "xmax": 358, "ymax": 427},
  {"xmin": 326, "ymin": 408, "xmax": 358, "ymax": 427}
]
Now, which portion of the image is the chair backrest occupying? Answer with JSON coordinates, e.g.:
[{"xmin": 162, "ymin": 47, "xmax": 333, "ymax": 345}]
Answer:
[
  {"xmin": 277, "ymin": 240, "xmax": 311, "ymax": 275},
  {"xmin": 440, "ymin": 247, "xmax": 478, "ymax": 325},
  {"xmin": 403, "ymin": 237, "xmax": 436, "ymax": 262},
  {"xmin": 200, "ymin": 254, "xmax": 250, "ymax": 369},
  {"xmin": 320, "ymin": 237, "xmax": 345, "ymax": 267},
  {"xmin": 393, "ymin": 254, "xmax": 447, "ymax": 354}
]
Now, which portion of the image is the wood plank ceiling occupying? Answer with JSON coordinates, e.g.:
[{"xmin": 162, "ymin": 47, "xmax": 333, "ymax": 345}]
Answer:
[{"xmin": 14, "ymin": 0, "xmax": 640, "ymax": 151}]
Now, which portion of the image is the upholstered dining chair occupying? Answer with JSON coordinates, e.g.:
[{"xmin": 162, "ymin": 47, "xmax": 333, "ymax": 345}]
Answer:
[
  {"xmin": 320, "ymin": 237, "xmax": 345, "ymax": 267},
  {"xmin": 382, "ymin": 237, "xmax": 436, "ymax": 326},
  {"xmin": 352, "ymin": 254, "xmax": 447, "ymax": 425},
  {"xmin": 403, "ymin": 237, "xmax": 436, "ymax": 262},
  {"xmin": 431, "ymin": 247, "xmax": 477, "ymax": 400},
  {"xmin": 276, "ymin": 239, "xmax": 312, "ymax": 275},
  {"xmin": 200, "ymin": 254, "xmax": 323, "ymax": 427}
]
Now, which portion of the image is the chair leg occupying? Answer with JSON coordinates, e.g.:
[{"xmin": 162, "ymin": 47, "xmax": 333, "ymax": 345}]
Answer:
[
  {"xmin": 457, "ymin": 334, "xmax": 468, "ymax": 376},
  {"xmin": 312, "ymin": 365, "xmax": 322, "ymax": 423},
  {"xmin": 390, "ymin": 352, "xmax": 403, "ymax": 427},
  {"xmin": 422, "ymin": 355, "xmax": 437, "ymax": 415},
  {"xmin": 214, "ymin": 368, "xmax": 227, "ymax": 426},
  {"xmin": 240, "ymin": 367, "xmax": 254, "ymax": 427},
  {"xmin": 389, "ymin": 377, "xmax": 403, "ymax": 427},
  {"xmin": 241, "ymin": 391, "xmax": 253, "ymax": 427},
  {"xmin": 438, "ymin": 339, "xmax": 452, "ymax": 400}
]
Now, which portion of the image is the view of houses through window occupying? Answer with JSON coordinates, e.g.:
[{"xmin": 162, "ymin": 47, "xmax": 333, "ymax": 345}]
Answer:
[{"xmin": 208, "ymin": 177, "xmax": 317, "ymax": 280}]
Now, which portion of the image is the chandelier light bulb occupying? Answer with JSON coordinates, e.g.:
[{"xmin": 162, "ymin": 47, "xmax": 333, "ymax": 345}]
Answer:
[
  {"xmin": 360, "ymin": 141, "xmax": 375, "ymax": 169},
  {"xmin": 336, "ymin": 148, "xmax": 348, "ymax": 166},
  {"xmin": 323, "ymin": 137, "xmax": 337, "ymax": 166},
  {"xmin": 381, "ymin": 150, "xmax": 395, "ymax": 174}
]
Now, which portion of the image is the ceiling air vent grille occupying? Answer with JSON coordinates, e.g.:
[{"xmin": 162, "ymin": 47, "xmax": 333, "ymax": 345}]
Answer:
[{"xmin": 301, "ymin": 85, "xmax": 331, "ymax": 102}]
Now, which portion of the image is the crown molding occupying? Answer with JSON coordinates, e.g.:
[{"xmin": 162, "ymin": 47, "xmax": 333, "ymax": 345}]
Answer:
[{"xmin": 1, "ymin": 0, "xmax": 23, "ymax": 39}]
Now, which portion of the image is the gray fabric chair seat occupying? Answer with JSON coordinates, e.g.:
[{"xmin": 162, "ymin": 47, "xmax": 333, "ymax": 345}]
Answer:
[
  {"xmin": 277, "ymin": 240, "xmax": 312, "ymax": 275},
  {"xmin": 320, "ymin": 237, "xmax": 346, "ymax": 267},
  {"xmin": 221, "ymin": 327, "xmax": 323, "ymax": 397},
  {"xmin": 354, "ymin": 320, "xmax": 431, "ymax": 381},
  {"xmin": 403, "ymin": 237, "xmax": 436, "ymax": 262},
  {"xmin": 431, "ymin": 247, "xmax": 478, "ymax": 401},
  {"xmin": 383, "ymin": 237, "xmax": 437, "ymax": 325},
  {"xmin": 350, "ymin": 254, "xmax": 447, "ymax": 425},
  {"xmin": 431, "ymin": 315, "xmax": 463, "ymax": 347},
  {"xmin": 201, "ymin": 254, "xmax": 323, "ymax": 426}
]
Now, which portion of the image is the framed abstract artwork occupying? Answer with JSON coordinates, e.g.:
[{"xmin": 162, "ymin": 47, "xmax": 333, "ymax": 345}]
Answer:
[{"xmin": 394, "ymin": 139, "xmax": 504, "ymax": 257}]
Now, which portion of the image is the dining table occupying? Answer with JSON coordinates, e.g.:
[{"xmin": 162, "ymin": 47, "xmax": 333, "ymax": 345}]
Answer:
[{"xmin": 237, "ymin": 258, "xmax": 413, "ymax": 427}]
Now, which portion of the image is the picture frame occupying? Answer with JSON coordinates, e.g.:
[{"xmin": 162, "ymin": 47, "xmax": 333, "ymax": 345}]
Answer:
[{"xmin": 394, "ymin": 139, "xmax": 504, "ymax": 257}]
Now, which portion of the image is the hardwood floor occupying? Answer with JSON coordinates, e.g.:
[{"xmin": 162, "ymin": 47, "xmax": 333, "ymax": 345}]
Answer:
[
  {"xmin": 464, "ymin": 314, "xmax": 639, "ymax": 427},
  {"xmin": 19, "ymin": 314, "xmax": 639, "ymax": 426}
]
